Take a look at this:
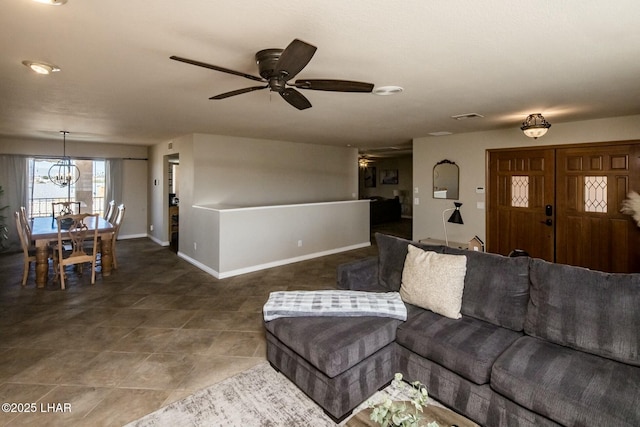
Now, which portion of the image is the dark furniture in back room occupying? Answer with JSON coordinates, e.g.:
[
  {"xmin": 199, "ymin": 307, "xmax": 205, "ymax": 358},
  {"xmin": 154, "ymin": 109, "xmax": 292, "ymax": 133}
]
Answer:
[{"xmin": 369, "ymin": 196, "xmax": 401, "ymax": 225}]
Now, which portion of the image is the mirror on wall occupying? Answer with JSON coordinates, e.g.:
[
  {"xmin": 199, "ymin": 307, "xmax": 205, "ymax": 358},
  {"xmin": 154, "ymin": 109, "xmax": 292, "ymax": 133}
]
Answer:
[{"xmin": 433, "ymin": 159, "xmax": 459, "ymax": 199}]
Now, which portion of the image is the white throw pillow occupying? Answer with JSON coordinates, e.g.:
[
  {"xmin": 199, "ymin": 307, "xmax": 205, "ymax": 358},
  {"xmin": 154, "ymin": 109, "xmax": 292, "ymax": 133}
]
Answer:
[{"xmin": 400, "ymin": 245, "xmax": 467, "ymax": 319}]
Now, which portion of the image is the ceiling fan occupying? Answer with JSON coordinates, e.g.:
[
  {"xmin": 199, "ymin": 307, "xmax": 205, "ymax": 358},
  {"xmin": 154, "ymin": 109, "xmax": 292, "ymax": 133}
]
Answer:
[{"xmin": 170, "ymin": 39, "xmax": 374, "ymax": 110}]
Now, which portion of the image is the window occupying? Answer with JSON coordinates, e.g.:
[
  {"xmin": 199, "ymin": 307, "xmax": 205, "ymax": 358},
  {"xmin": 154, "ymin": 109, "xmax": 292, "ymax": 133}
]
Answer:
[
  {"xmin": 511, "ymin": 176, "xmax": 529, "ymax": 208},
  {"xmin": 584, "ymin": 176, "xmax": 607, "ymax": 213},
  {"xmin": 28, "ymin": 158, "xmax": 106, "ymax": 217}
]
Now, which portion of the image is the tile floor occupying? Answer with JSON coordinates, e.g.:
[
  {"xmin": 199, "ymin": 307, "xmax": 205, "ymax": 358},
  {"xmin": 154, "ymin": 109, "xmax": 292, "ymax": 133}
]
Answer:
[{"xmin": 0, "ymin": 237, "xmax": 378, "ymax": 426}]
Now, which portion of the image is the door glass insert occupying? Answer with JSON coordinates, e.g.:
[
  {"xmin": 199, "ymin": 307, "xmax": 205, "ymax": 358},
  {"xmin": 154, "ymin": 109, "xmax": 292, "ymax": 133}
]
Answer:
[
  {"xmin": 511, "ymin": 176, "xmax": 529, "ymax": 208},
  {"xmin": 584, "ymin": 176, "xmax": 607, "ymax": 213}
]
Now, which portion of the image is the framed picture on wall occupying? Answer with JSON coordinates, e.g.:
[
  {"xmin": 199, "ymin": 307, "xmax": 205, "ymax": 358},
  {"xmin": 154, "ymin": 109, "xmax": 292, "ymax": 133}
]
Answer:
[
  {"xmin": 364, "ymin": 167, "xmax": 376, "ymax": 188},
  {"xmin": 381, "ymin": 169, "xmax": 399, "ymax": 185}
]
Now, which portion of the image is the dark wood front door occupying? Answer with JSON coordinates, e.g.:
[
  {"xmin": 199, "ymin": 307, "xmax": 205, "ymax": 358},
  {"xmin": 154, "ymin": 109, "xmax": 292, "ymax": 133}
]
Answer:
[
  {"xmin": 487, "ymin": 148, "xmax": 555, "ymax": 261},
  {"xmin": 555, "ymin": 144, "xmax": 640, "ymax": 272},
  {"xmin": 487, "ymin": 142, "xmax": 640, "ymax": 273}
]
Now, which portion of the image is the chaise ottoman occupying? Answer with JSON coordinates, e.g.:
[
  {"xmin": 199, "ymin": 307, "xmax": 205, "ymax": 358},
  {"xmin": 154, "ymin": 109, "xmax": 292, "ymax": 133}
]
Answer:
[{"xmin": 265, "ymin": 315, "xmax": 402, "ymax": 422}]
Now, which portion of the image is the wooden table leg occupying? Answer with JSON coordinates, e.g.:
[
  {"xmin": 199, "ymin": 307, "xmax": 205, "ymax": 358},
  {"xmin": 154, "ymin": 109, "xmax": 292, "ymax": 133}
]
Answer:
[
  {"xmin": 35, "ymin": 243, "xmax": 49, "ymax": 288},
  {"xmin": 100, "ymin": 233, "xmax": 113, "ymax": 276}
]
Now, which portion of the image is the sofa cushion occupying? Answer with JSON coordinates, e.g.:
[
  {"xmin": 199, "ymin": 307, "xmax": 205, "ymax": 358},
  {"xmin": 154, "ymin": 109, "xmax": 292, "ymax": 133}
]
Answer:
[
  {"xmin": 400, "ymin": 245, "xmax": 467, "ymax": 319},
  {"xmin": 376, "ymin": 233, "xmax": 446, "ymax": 292},
  {"xmin": 526, "ymin": 258, "xmax": 640, "ymax": 366},
  {"xmin": 264, "ymin": 315, "xmax": 402, "ymax": 378},
  {"xmin": 492, "ymin": 336, "xmax": 640, "ymax": 427},
  {"xmin": 444, "ymin": 247, "xmax": 530, "ymax": 331},
  {"xmin": 336, "ymin": 256, "xmax": 385, "ymax": 291},
  {"xmin": 396, "ymin": 308, "xmax": 522, "ymax": 385}
]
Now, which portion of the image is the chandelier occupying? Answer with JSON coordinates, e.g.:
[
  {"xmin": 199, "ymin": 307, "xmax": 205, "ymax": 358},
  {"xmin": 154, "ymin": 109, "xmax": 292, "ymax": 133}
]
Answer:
[
  {"xmin": 48, "ymin": 131, "xmax": 80, "ymax": 188},
  {"xmin": 521, "ymin": 113, "xmax": 551, "ymax": 139}
]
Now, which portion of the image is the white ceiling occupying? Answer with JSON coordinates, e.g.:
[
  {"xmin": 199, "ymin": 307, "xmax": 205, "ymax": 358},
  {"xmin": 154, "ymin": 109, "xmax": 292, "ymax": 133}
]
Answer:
[{"xmin": 1, "ymin": 1, "xmax": 639, "ymax": 153}]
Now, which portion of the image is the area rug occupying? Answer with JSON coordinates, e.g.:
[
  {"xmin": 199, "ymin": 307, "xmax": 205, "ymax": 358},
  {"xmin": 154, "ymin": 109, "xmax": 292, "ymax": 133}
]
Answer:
[{"xmin": 126, "ymin": 362, "xmax": 435, "ymax": 427}]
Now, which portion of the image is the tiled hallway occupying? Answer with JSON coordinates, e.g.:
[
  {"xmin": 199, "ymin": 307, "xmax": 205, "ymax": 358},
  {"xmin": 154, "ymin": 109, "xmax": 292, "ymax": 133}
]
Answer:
[{"xmin": 0, "ymin": 238, "xmax": 376, "ymax": 426}]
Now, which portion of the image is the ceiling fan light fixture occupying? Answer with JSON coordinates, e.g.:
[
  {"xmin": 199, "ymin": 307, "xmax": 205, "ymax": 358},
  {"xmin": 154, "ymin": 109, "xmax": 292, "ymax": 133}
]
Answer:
[
  {"xmin": 372, "ymin": 86, "xmax": 403, "ymax": 96},
  {"xmin": 521, "ymin": 113, "xmax": 551, "ymax": 139},
  {"xmin": 22, "ymin": 60, "xmax": 60, "ymax": 75},
  {"xmin": 358, "ymin": 157, "xmax": 370, "ymax": 168}
]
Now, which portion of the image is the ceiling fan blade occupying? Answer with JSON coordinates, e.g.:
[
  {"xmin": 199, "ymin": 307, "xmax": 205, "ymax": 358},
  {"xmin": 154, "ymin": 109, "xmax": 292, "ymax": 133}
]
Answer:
[
  {"xmin": 170, "ymin": 55, "xmax": 264, "ymax": 82},
  {"xmin": 279, "ymin": 88, "xmax": 312, "ymax": 110},
  {"xmin": 294, "ymin": 79, "xmax": 374, "ymax": 92},
  {"xmin": 273, "ymin": 39, "xmax": 317, "ymax": 81},
  {"xmin": 209, "ymin": 86, "xmax": 268, "ymax": 100}
]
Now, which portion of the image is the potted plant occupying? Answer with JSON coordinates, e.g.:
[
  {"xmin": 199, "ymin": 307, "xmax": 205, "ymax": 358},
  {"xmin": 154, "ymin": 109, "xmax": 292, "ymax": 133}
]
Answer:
[{"xmin": 369, "ymin": 373, "xmax": 439, "ymax": 427}]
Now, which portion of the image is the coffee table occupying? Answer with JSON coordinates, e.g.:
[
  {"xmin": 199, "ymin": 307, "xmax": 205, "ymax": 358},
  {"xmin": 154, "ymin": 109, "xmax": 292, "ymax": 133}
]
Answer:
[{"xmin": 345, "ymin": 401, "xmax": 479, "ymax": 427}]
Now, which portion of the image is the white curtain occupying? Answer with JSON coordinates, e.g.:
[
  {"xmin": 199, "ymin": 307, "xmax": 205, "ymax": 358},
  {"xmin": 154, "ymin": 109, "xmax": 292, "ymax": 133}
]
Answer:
[
  {"xmin": 0, "ymin": 155, "xmax": 28, "ymax": 251},
  {"xmin": 105, "ymin": 158, "xmax": 123, "ymax": 211}
]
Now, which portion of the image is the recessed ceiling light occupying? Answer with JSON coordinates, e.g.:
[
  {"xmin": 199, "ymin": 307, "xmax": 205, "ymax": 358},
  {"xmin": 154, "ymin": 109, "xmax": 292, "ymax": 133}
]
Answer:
[
  {"xmin": 22, "ymin": 60, "xmax": 61, "ymax": 75},
  {"xmin": 33, "ymin": 0, "xmax": 68, "ymax": 5},
  {"xmin": 451, "ymin": 113, "xmax": 484, "ymax": 120},
  {"xmin": 373, "ymin": 86, "xmax": 404, "ymax": 96}
]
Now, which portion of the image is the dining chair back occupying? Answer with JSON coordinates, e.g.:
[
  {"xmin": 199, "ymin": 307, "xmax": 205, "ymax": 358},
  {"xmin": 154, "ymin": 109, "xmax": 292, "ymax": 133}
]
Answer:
[
  {"xmin": 52, "ymin": 201, "xmax": 81, "ymax": 217},
  {"xmin": 111, "ymin": 204, "xmax": 126, "ymax": 269},
  {"xmin": 104, "ymin": 200, "xmax": 116, "ymax": 223},
  {"xmin": 15, "ymin": 211, "xmax": 37, "ymax": 286},
  {"xmin": 19, "ymin": 206, "xmax": 32, "ymax": 243},
  {"xmin": 54, "ymin": 213, "xmax": 99, "ymax": 290}
]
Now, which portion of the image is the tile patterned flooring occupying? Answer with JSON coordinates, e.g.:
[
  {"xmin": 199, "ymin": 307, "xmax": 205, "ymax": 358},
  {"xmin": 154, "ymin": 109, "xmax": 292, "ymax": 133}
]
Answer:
[{"xmin": 0, "ymin": 237, "xmax": 379, "ymax": 426}]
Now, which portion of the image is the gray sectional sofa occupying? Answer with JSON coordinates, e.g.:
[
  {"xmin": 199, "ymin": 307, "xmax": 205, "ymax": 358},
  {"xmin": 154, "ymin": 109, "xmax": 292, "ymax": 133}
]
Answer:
[{"xmin": 264, "ymin": 233, "xmax": 640, "ymax": 426}]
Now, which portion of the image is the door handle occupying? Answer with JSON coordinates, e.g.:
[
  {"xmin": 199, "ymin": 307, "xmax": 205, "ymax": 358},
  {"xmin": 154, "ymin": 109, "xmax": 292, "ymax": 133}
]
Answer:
[{"xmin": 540, "ymin": 219, "xmax": 553, "ymax": 226}]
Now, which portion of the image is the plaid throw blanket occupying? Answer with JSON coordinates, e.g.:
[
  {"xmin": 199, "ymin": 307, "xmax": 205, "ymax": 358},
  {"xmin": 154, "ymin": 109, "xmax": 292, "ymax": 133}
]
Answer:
[{"xmin": 263, "ymin": 290, "xmax": 407, "ymax": 322}]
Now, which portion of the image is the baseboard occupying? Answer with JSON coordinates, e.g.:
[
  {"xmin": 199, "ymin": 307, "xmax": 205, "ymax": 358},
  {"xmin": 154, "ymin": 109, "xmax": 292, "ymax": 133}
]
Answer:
[
  {"xmin": 177, "ymin": 241, "xmax": 371, "ymax": 279},
  {"xmin": 147, "ymin": 234, "xmax": 170, "ymax": 246},
  {"xmin": 177, "ymin": 252, "xmax": 220, "ymax": 278},
  {"xmin": 119, "ymin": 233, "xmax": 148, "ymax": 240}
]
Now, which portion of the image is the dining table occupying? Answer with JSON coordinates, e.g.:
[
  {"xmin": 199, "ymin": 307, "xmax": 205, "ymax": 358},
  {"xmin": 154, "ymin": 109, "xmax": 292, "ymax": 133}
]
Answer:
[{"xmin": 30, "ymin": 216, "xmax": 116, "ymax": 288}]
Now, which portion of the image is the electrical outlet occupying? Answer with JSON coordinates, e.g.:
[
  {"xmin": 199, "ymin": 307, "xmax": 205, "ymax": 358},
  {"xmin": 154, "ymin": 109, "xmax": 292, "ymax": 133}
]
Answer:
[
  {"xmin": 414, "ymin": 198, "xmax": 420, "ymax": 205},
  {"xmin": 150, "ymin": 224, "xmax": 154, "ymax": 231},
  {"xmin": 297, "ymin": 240, "xmax": 303, "ymax": 247},
  {"xmin": 193, "ymin": 242, "xmax": 197, "ymax": 251}
]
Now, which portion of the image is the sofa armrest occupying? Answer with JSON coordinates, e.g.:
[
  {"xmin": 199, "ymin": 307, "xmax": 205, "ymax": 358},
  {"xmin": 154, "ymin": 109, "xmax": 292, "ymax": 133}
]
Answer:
[{"xmin": 336, "ymin": 256, "xmax": 385, "ymax": 291}]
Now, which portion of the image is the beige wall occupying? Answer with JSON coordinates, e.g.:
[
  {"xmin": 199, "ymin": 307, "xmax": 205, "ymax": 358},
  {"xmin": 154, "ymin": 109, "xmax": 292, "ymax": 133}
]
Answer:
[
  {"xmin": 149, "ymin": 133, "xmax": 360, "ymax": 262},
  {"xmin": 192, "ymin": 134, "xmax": 359, "ymax": 206},
  {"xmin": 412, "ymin": 114, "xmax": 640, "ymax": 246}
]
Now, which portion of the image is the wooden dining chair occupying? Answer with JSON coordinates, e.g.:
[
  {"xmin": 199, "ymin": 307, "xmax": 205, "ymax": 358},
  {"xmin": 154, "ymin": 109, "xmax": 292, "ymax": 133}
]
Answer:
[
  {"xmin": 111, "ymin": 204, "xmax": 126, "ymax": 269},
  {"xmin": 53, "ymin": 213, "xmax": 100, "ymax": 290},
  {"xmin": 104, "ymin": 200, "xmax": 116, "ymax": 223},
  {"xmin": 15, "ymin": 211, "xmax": 37, "ymax": 286},
  {"xmin": 52, "ymin": 201, "xmax": 81, "ymax": 218},
  {"xmin": 19, "ymin": 206, "xmax": 32, "ymax": 243}
]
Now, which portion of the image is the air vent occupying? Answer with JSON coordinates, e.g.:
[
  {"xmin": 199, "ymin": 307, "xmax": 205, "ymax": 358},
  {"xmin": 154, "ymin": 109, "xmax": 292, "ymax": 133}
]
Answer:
[
  {"xmin": 428, "ymin": 131, "xmax": 453, "ymax": 137},
  {"xmin": 451, "ymin": 113, "xmax": 484, "ymax": 120},
  {"xmin": 168, "ymin": 142, "xmax": 173, "ymax": 150}
]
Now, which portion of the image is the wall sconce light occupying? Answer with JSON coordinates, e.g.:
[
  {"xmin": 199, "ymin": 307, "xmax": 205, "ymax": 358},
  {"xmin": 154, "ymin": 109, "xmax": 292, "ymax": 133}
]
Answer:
[
  {"xmin": 442, "ymin": 202, "xmax": 463, "ymax": 246},
  {"xmin": 521, "ymin": 113, "xmax": 551, "ymax": 139}
]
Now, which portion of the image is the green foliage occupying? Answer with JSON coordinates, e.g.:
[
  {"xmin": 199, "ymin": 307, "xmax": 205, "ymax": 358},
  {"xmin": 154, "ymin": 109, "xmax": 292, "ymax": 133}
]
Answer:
[
  {"xmin": 368, "ymin": 373, "xmax": 439, "ymax": 427},
  {"xmin": 0, "ymin": 185, "xmax": 8, "ymax": 250}
]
